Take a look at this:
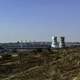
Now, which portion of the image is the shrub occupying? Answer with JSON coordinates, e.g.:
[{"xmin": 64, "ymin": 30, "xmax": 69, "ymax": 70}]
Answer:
[
  {"xmin": 36, "ymin": 48, "xmax": 42, "ymax": 52},
  {"xmin": 2, "ymin": 54, "xmax": 12, "ymax": 60}
]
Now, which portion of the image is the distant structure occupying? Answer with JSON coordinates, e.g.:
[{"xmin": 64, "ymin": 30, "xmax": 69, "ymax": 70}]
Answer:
[
  {"xmin": 51, "ymin": 36, "xmax": 59, "ymax": 48},
  {"xmin": 20, "ymin": 41, "xmax": 23, "ymax": 48},
  {"xmin": 51, "ymin": 36, "xmax": 65, "ymax": 48},
  {"xmin": 0, "ymin": 36, "xmax": 80, "ymax": 52},
  {"xmin": 59, "ymin": 36, "xmax": 65, "ymax": 48}
]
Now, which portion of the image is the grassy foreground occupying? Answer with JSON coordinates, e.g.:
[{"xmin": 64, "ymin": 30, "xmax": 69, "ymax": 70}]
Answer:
[{"xmin": 0, "ymin": 48, "xmax": 80, "ymax": 80}]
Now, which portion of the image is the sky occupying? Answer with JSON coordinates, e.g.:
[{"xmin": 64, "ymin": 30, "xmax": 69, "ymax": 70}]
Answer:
[{"xmin": 0, "ymin": 0, "xmax": 80, "ymax": 42}]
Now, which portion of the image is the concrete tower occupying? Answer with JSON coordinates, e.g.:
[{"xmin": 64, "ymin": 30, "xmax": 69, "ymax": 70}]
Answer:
[
  {"xmin": 59, "ymin": 36, "xmax": 65, "ymax": 48},
  {"xmin": 51, "ymin": 36, "xmax": 58, "ymax": 48}
]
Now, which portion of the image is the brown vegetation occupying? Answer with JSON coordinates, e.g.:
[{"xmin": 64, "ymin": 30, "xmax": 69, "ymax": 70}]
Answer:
[{"xmin": 0, "ymin": 48, "xmax": 80, "ymax": 80}]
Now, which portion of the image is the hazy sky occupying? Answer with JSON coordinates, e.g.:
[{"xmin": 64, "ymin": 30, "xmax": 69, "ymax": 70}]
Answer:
[{"xmin": 0, "ymin": 0, "xmax": 80, "ymax": 42}]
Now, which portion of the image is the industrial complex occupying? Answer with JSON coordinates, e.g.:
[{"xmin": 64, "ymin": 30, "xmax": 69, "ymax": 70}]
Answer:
[{"xmin": 0, "ymin": 36, "xmax": 80, "ymax": 52}]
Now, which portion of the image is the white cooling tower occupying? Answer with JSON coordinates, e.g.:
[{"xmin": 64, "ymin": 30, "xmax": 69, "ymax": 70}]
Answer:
[{"xmin": 51, "ymin": 36, "xmax": 59, "ymax": 48}]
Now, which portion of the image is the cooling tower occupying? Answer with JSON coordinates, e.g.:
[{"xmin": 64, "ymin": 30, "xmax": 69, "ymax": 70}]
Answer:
[
  {"xmin": 59, "ymin": 36, "xmax": 65, "ymax": 48},
  {"xmin": 51, "ymin": 36, "xmax": 58, "ymax": 48}
]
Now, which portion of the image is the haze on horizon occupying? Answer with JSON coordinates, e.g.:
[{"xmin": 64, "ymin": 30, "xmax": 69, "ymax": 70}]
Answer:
[{"xmin": 0, "ymin": 0, "xmax": 80, "ymax": 42}]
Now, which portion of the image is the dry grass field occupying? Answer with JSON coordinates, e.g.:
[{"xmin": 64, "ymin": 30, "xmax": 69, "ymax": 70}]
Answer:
[{"xmin": 0, "ymin": 48, "xmax": 80, "ymax": 80}]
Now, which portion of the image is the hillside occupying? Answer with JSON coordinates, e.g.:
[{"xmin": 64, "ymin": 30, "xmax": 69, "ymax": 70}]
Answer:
[{"xmin": 0, "ymin": 48, "xmax": 80, "ymax": 80}]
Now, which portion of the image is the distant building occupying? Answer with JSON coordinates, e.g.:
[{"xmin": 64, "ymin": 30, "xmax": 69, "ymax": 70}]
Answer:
[
  {"xmin": 51, "ymin": 36, "xmax": 59, "ymax": 48},
  {"xmin": 51, "ymin": 36, "xmax": 65, "ymax": 48},
  {"xmin": 59, "ymin": 36, "xmax": 65, "ymax": 48}
]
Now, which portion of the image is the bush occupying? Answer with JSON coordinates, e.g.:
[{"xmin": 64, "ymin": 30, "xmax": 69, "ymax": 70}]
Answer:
[
  {"xmin": 36, "ymin": 48, "xmax": 42, "ymax": 52},
  {"xmin": 2, "ymin": 54, "xmax": 12, "ymax": 60},
  {"xmin": 47, "ymin": 48, "xmax": 52, "ymax": 52}
]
